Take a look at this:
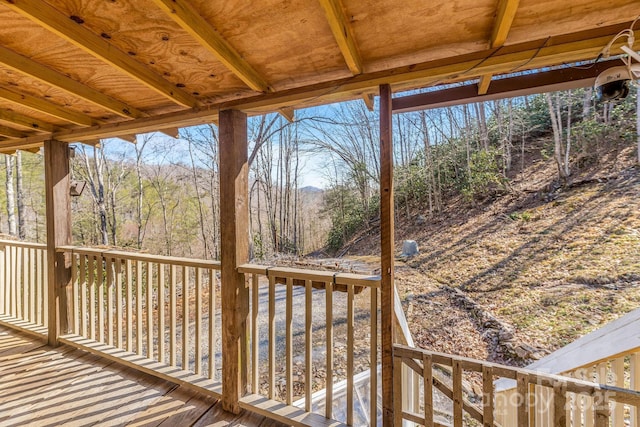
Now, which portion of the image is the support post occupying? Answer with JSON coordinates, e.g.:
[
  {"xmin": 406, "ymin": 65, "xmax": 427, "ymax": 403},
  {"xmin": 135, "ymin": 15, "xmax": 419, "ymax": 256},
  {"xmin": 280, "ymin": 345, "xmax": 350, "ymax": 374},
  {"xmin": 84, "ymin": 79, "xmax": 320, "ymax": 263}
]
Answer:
[
  {"xmin": 379, "ymin": 83, "xmax": 395, "ymax": 426},
  {"xmin": 219, "ymin": 109, "xmax": 250, "ymax": 414},
  {"xmin": 44, "ymin": 140, "xmax": 72, "ymax": 346}
]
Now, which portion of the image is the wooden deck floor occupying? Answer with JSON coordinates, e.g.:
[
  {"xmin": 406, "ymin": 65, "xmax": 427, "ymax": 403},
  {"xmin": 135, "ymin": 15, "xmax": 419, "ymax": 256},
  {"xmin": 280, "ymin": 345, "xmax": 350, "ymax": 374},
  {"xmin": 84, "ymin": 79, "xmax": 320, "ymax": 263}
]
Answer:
[{"xmin": 0, "ymin": 326, "xmax": 286, "ymax": 427}]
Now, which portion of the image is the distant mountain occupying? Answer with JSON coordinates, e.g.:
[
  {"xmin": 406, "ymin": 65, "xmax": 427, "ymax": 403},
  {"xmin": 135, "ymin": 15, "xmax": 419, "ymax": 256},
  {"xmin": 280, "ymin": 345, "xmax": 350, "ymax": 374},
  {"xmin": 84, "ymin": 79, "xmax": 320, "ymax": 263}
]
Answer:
[{"xmin": 299, "ymin": 186, "xmax": 324, "ymax": 194}]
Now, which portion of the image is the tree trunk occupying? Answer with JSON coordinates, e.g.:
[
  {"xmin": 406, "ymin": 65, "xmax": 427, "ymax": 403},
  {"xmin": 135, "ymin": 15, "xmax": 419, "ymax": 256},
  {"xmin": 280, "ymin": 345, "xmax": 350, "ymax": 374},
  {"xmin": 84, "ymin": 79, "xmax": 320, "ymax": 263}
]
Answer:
[
  {"xmin": 5, "ymin": 155, "xmax": 16, "ymax": 236},
  {"xmin": 546, "ymin": 92, "xmax": 570, "ymax": 184},
  {"xmin": 637, "ymin": 87, "xmax": 640, "ymax": 164},
  {"xmin": 16, "ymin": 151, "xmax": 26, "ymax": 240}
]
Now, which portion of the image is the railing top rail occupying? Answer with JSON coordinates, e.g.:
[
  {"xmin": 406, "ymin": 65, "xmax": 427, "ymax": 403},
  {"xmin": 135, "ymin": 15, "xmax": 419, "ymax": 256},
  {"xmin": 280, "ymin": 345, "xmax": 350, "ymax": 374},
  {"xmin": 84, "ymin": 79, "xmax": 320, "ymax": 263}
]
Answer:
[
  {"xmin": 238, "ymin": 263, "xmax": 380, "ymax": 288},
  {"xmin": 0, "ymin": 239, "xmax": 47, "ymax": 250},
  {"xmin": 57, "ymin": 245, "xmax": 221, "ymax": 270},
  {"xmin": 394, "ymin": 344, "xmax": 640, "ymax": 406}
]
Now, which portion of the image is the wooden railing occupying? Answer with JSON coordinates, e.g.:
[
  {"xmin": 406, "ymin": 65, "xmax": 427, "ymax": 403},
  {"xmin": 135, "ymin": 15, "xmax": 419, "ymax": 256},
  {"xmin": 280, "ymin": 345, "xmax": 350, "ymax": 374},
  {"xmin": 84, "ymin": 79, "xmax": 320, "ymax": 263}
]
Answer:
[
  {"xmin": 555, "ymin": 350, "xmax": 640, "ymax": 427},
  {"xmin": 59, "ymin": 246, "xmax": 222, "ymax": 380},
  {"xmin": 0, "ymin": 240, "xmax": 47, "ymax": 328},
  {"xmin": 239, "ymin": 264, "xmax": 380, "ymax": 426},
  {"xmin": 394, "ymin": 344, "xmax": 640, "ymax": 427}
]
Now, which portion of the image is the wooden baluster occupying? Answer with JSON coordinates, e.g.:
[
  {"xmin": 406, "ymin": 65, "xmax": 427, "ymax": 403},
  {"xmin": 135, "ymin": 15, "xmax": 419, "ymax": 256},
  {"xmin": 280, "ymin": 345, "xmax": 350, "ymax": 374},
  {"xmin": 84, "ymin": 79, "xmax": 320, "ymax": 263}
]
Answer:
[
  {"xmin": 33, "ymin": 248, "xmax": 40, "ymax": 323},
  {"xmin": 554, "ymin": 381, "xmax": 567, "ymax": 426},
  {"xmin": 29, "ymin": 248, "xmax": 36, "ymax": 323},
  {"xmin": 347, "ymin": 284, "xmax": 354, "ymax": 426},
  {"xmin": 41, "ymin": 249, "xmax": 47, "ymax": 328},
  {"xmin": 424, "ymin": 354, "xmax": 434, "ymax": 427},
  {"xmin": 89, "ymin": 255, "xmax": 96, "ymax": 340},
  {"xmin": 126, "ymin": 259, "xmax": 133, "ymax": 352},
  {"xmin": 97, "ymin": 255, "xmax": 105, "ymax": 343},
  {"xmin": 182, "ymin": 266, "xmax": 189, "ymax": 371},
  {"xmin": 583, "ymin": 367, "xmax": 595, "ymax": 427},
  {"xmin": 11, "ymin": 246, "xmax": 16, "ymax": 318},
  {"xmin": 594, "ymin": 391, "xmax": 610, "ymax": 427},
  {"xmin": 195, "ymin": 267, "xmax": 202, "ymax": 375},
  {"xmin": 209, "ymin": 269, "xmax": 217, "ymax": 379},
  {"xmin": 136, "ymin": 260, "xmax": 143, "ymax": 355},
  {"xmin": 71, "ymin": 252, "xmax": 78, "ymax": 334},
  {"xmin": 517, "ymin": 372, "xmax": 529, "ymax": 427},
  {"xmin": 304, "ymin": 278, "xmax": 312, "ymax": 412},
  {"xmin": 268, "ymin": 274, "xmax": 275, "ymax": 399},
  {"xmin": 17, "ymin": 245, "xmax": 22, "ymax": 319},
  {"xmin": 147, "ymin": 261, "xmax": 153, "ymax": 360},
  {"xmin": 482, "ymin": 365, "xmax": 493, "ymax": 427},
  {"xmin": 106, "ymin": 257, "xmax": 114, "ymax": 346},
  {"xmin": 16, "ymin": 246, "xmax": 21, "ymax": 319},
  {"xmin": 326, "ymin": 279, "xmax": 334, "ymax": 420},
  {"xmin": 115, "ymin": 259, "xmax": 122, "ymax": 349},
  {"xmin": 612, "ymin": 357, "xmax": 625, "ymax": 427},
  {"xmin": 453, "ymin": 360, "xmax": 463, "ymax": 427},
  {"xmin": 631, "ymin": 353, "xmax": 640, "ymax": 427},
  {"xmin": 370, "ymin": 286, "xmax": 378, "ymax": 426},
  {"xmin": 170, "ymin": 264, "xmax": 177, "ymax": 366},
  {"xmin": 286, "ymin": 276, "xmax": 293, "ymax": 405},
  {"xmin": 78, "ymin": 254, "xmax": 88, "ymax": 337},
  {"xmin": 252, "ymin": 273, "xmax": 260, "ymax": 393},
  {"xmin": 393, "ymin": 357, "xmax": 403, "ymax": 426},
  {"xmin": 158, "ymin": 264, "xmax": 165, "ymax": 363}
]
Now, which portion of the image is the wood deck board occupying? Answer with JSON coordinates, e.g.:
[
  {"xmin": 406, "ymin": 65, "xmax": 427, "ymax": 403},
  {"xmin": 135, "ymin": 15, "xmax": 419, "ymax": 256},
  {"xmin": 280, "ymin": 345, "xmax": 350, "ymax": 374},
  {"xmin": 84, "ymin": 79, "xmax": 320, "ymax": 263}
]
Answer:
[{"xmin": 0, "ymin": 325, "xmax": 287, "ymax": 427}]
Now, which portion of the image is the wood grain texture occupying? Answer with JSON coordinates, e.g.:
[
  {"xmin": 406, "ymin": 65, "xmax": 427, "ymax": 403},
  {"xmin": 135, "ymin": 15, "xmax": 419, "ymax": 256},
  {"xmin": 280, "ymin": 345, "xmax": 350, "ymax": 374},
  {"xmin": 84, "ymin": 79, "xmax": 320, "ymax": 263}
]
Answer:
[
  {"xmin": 379, "ymin": 83, "xmax": 394, "ymax": 427},
  {"xmin": 219, "ymin": 108, "xmax": 249, "ymax": 414},
  {"xmin": 44, "ymin": 138, "xmax": 71, "ymax": 346},
  {"xmin": 0, "ymin": 325, "xmax": 287, "ymax": 427}
]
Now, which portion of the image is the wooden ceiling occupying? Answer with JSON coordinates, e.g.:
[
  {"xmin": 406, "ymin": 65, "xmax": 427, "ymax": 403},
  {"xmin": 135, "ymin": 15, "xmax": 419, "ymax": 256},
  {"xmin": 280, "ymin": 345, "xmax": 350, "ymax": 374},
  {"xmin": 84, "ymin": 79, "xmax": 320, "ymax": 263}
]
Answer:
[{"xmin": 0, "ymin": 0, "xmax": 638, "ymax": 153}]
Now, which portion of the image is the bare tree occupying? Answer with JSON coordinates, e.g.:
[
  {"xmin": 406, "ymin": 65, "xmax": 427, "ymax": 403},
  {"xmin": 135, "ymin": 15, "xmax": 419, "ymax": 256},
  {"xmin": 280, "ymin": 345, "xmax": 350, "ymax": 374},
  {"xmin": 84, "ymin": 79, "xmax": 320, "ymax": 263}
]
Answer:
[
  {"xmin": 4, "ymin": 155, "xmax": 16, "ymax": 236},
  {"xmin": 546, "ymin": 92, "xmax": 571, "ymax": 183}
]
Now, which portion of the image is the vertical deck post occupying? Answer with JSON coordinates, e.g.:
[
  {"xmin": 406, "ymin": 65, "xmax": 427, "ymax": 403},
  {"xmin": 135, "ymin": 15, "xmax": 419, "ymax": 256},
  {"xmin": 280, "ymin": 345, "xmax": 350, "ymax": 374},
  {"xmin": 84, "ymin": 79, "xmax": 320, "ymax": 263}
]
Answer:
[
  {"xmin": 379, "ymin": 83, "xmax": 396, "ymax": 426},
  {"xmin": 219, "ymin": 109, "xmax": 250, "ymax": 414},
  {"xmin": 44, "ymin": 140, "xmax": 72, "ymax": 346}
]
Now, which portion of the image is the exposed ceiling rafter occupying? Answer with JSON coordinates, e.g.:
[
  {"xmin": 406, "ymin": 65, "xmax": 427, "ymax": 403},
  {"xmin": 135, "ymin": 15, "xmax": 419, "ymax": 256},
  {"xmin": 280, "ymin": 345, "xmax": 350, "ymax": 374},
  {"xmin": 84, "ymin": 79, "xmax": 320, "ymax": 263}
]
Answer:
[
  {"xmin": 0, "ymin": 45, "xmax": 146, "ymax": 119},
  {"xmin": 479, "ymin": 0, "xmax": 521, "ymax": 95},
  {"xmin": 318, "ymin": 0, "xmax": 363, "ymax": 75},
  {"xmin": 1, "ymin": 23, "xmax": 636, "ymax": 153},
  {"xmin": 5, "ymin": 0, "xmax": 200, "ymax": 108},
  {"xmin": 150, "ymin": 0, "xmax": 271, "ymax": 93},
  {"xmin": 0, "ymin": 125, "xmax": 28, "ymax": 139},
  {"xmin": 0, "ymin": 110, "xmax": 57, "ymax": 132},
  {"xmin": 0, "ymin": 87, "xmax": 95, "ymax": 126}
]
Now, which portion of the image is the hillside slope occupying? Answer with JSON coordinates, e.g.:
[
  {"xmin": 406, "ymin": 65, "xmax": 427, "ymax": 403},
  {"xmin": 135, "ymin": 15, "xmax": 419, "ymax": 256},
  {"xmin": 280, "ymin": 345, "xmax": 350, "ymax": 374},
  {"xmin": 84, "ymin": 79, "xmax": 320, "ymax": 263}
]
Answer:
[{"xmin": 344, "ymin": 144, "xmax": 640, "ymax": 365}]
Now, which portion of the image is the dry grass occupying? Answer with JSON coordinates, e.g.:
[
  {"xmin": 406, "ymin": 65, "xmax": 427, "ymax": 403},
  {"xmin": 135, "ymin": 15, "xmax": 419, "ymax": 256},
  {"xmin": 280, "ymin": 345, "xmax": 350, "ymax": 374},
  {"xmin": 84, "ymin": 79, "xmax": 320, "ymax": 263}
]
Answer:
[{"xmin": 345, "ymin": 144, "xmax": 640, "ymax": 364}]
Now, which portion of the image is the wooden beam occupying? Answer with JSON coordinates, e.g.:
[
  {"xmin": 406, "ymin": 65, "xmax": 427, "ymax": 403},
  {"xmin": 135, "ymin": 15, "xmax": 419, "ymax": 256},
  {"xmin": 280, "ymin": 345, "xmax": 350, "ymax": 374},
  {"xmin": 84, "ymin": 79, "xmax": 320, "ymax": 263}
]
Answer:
[
  {"xmin": 0, "ymin": 45, "xmax": 145, "ymax": 119},
  {"xmin": 362, "ymin": 93, "xmax": 375, "ymax": 111},
  {"xmin": 0, "ymin": 110, "xmax": 56, "ymax": 132},
  {"xmin": 44, "ymin": 139, "xmax": 72, "ymax": 346},
  {"xmin": 278, "ymin": 107, "xmax": 295, "ymax": 123},
  {"xmin": 6, "ymin": 0, "xmax": 199, "ymax": 108},
  {"xmin": 392, "ymin": 59, "xmax": 624, "ymax": 113},
  {"xmin": 150, "ymin": 0, "xmax": 270, "ymax": 93},
  {"xmin": 491, "ymin": 0, "xmax": 520, "ymax": 48},
  {"xmin": 219, "ymin": 109, "xmax": 249, "ymax": 414},
  {"xmin": 379, "ymin": 83, "xmax": 395, "ymax": 427},
  {"xmin": 0, "ymin": 125, "xmax": 28, "ymax": 139},
  {"xmin": 318, "ymin": 0, "xmax": 363, "ymax": 75},
  {"xmin": 480, "ymin": 0, "xmax": 520, "ymax": 95},
  {"xmin": 3, "ymin": 23, "xmax": 637, "ymax": 149},
  {"xmin": 0, "ymin": 87, "xmax": 95, "ymax": 126},
  {"xmin": 477, "ymin": 74, "xmax": 493, "ymax": 95}
]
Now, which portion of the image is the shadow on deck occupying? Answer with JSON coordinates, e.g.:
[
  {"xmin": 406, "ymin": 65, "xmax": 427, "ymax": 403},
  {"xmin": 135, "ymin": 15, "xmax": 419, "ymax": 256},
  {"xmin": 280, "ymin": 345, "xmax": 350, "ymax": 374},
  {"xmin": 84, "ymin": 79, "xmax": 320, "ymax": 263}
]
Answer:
[{"xmin": 0, "ymin": 325, "xmax": 286, "ymax": 427}]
